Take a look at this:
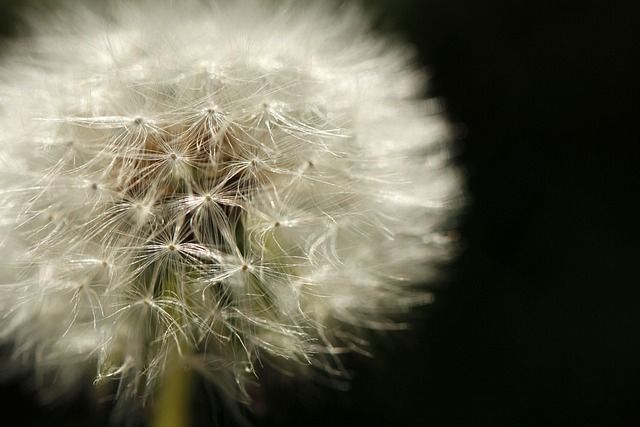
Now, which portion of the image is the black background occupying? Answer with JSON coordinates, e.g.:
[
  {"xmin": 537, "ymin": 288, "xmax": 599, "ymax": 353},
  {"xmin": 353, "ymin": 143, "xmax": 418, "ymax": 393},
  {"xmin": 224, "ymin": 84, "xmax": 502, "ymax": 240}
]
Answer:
[{"xmin": 1, "ymin": 1, "xmax": 639, "ymax": 426}]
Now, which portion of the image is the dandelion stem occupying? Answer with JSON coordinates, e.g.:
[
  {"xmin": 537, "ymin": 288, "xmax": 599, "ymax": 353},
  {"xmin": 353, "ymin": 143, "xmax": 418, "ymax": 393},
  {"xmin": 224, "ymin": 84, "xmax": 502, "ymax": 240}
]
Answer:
[{"xmin": 152, "ymin": 361, "xmax": 192, "ymax": 427}]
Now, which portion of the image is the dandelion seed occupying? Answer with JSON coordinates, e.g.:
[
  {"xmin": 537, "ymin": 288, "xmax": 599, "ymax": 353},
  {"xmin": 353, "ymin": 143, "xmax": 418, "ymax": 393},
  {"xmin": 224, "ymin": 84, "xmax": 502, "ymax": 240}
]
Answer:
[{"xmin": 0, "ymin": 0, "xmax": 463, "ymax": 423}]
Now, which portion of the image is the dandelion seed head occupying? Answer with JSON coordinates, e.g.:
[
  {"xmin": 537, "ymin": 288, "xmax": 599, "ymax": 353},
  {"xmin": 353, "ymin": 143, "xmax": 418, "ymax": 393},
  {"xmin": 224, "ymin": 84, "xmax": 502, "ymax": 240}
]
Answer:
[{"xmin": 0, "ymin": 0, "xmax": 463, "ymax": 414}]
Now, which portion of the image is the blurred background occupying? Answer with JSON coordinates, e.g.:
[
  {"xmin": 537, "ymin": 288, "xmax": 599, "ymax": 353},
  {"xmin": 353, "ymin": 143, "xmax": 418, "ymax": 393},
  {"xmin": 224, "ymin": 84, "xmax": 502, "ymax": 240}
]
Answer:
[{"xmin": 0, "ymin": 0, "xmax": 638, "ymax": 426}]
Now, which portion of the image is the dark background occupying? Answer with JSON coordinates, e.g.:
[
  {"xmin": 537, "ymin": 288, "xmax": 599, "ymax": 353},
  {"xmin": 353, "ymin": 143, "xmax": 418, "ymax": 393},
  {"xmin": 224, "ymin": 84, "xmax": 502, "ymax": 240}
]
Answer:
[{"xmin": 1, "ymin": 1, "xmax": 639, "ymax": 426}]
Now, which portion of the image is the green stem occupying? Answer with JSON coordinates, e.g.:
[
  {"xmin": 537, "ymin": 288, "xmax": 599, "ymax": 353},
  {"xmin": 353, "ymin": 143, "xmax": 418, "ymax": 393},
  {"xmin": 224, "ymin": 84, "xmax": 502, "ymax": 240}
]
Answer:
[{"xmin": 151, "ymin": 360, "xmax": 192, "ymax": 427}]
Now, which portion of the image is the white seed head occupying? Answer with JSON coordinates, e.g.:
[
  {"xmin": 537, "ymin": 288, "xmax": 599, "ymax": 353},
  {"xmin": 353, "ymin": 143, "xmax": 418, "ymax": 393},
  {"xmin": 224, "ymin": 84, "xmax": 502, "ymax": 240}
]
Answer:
[{"xmin": 0, "ymin": 0, "xmax": 463, "ymax": 413}]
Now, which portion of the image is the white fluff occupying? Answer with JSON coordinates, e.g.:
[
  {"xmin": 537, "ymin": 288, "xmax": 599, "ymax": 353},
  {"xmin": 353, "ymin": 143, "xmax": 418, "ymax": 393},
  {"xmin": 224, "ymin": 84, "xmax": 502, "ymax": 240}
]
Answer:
[{"xmin": 0, "ymin": 0, "xmax": 463, "ymax": 411}]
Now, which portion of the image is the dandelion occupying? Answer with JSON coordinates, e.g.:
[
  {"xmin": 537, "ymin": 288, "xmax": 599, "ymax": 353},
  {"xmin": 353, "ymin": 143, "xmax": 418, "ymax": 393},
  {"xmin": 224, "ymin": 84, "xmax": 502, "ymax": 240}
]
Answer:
[{"xmin": 0, "ymin": 0, "xmax": 463, "ymax": 423}]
